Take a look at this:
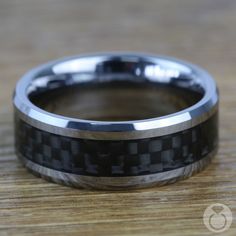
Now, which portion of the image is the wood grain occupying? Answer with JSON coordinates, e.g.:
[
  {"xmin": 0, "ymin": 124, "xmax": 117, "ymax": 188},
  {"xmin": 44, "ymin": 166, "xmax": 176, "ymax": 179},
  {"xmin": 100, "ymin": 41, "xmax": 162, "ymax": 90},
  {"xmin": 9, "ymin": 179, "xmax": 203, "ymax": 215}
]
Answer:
[{"xmin": 0, "ymin": 0, "xmax": 236, "ymax": 235}]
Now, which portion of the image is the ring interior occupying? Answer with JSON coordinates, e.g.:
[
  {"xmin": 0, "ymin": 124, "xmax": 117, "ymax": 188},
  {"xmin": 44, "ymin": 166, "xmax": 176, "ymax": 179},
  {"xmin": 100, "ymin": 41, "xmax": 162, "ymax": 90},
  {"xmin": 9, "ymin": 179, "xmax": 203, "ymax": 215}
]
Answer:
[{"xmin": 27, "ymin": 56, "xmax": 205, "ymax": 122}]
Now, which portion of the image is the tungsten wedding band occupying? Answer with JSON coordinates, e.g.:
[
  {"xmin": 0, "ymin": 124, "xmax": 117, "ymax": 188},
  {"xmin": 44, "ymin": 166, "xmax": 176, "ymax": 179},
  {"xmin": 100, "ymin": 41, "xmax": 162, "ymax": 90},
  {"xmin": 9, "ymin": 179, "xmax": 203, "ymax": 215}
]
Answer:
[{"xmin": 13, "ymin": 53, "xmax": 219, "ymax": 190}]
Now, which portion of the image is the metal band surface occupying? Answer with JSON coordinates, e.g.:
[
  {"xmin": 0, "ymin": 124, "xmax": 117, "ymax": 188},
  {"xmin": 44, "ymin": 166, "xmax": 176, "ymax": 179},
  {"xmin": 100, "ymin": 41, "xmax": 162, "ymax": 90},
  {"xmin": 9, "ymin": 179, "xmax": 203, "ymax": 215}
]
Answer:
[{"xmin": 13, "ymin": 53, "xmax": 219, "ymax": 189}]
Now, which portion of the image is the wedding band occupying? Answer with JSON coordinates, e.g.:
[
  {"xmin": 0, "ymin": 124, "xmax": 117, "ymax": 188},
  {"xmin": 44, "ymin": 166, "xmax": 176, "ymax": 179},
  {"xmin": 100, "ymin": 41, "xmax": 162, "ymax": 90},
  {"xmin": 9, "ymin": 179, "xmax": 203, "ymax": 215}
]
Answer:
[{"xmin": 13, "ymin": 53, "xmax": 219, "ymax": 190}]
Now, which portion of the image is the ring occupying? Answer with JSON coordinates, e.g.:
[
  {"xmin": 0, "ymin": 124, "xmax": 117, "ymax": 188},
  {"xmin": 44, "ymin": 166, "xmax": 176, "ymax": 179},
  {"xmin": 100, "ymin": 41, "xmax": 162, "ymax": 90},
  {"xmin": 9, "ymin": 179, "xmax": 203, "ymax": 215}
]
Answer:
[{"xmin": 13, "ymin": 53, "xmax": 219, "ymax": 190}]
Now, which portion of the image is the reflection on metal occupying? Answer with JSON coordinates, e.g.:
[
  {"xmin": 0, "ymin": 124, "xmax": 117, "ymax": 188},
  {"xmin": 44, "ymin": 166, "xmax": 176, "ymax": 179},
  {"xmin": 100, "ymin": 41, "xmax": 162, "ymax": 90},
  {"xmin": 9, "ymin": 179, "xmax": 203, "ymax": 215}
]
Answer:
[{"xmin": 144, "ymin": 65, "xmax": 180, "ymax": 82}]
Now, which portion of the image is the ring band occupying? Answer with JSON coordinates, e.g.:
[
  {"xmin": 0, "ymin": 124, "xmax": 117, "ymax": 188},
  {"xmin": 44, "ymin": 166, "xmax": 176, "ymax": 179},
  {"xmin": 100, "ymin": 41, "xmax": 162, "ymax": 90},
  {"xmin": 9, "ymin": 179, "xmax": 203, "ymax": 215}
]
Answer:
[{"xmin": 13, "ymin": 53, "xmax": 219, "ymax": 190}]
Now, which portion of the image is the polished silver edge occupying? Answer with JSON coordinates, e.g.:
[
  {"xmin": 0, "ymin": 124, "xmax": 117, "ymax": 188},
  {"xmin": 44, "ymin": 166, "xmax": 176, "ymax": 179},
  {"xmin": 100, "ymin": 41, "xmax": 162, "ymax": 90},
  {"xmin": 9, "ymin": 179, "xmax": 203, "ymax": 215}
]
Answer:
[
  {"xmin": 18, "ymin": 149, "xmax": 216, "ymax": 190},
  {"xmin": 14, "ymin": 104, "xmax": 218, "ymax": 140},
  {"xmin": 13, "ymin": 52, "xmax": 219, "ymax": 140}
]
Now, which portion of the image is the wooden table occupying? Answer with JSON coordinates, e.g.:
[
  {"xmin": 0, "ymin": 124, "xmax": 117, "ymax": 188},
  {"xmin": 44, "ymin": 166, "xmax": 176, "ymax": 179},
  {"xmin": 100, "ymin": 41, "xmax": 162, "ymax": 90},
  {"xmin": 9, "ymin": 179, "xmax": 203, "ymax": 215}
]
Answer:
[{"xmin": 0, "ymin": 0, "xmax": 235, "ymax": 235}]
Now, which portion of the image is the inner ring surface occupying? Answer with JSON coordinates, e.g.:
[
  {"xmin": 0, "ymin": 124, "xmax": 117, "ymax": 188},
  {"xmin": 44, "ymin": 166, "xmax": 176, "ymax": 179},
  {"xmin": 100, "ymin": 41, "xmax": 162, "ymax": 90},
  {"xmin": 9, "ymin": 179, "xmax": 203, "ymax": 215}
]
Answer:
[
  {"xmin": 30, "ymin": 82, "xmax": 203, "ymax": 122},
  {"xmin": 27, "ymin": 55, "xmax": 206, "ymax": 122}
]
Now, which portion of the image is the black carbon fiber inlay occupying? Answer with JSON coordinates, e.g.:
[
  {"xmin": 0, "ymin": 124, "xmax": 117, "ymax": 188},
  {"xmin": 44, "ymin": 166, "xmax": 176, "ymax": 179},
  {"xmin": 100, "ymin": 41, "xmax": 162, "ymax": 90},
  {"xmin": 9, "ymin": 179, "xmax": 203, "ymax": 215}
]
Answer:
[{"xmin": 15, "ymin": 113, "xmax": 218, "ymax": 177}]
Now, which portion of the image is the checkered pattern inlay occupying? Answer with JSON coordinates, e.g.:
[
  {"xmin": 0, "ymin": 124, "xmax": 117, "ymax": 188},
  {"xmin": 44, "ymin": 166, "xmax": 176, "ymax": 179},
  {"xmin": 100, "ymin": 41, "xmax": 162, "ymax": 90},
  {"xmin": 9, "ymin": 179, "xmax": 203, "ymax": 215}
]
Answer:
[{"xmin": 15, "ymin": 113, "xmax": 218, "ymax": 177}]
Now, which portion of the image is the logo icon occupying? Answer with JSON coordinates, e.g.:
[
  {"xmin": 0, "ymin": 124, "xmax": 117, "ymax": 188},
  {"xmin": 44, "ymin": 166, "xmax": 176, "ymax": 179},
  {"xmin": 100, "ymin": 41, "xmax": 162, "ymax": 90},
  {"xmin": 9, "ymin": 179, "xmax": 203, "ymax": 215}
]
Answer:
[{"xmin": 203, "ymin": 203, "xmax": 233, "ymax": 233}]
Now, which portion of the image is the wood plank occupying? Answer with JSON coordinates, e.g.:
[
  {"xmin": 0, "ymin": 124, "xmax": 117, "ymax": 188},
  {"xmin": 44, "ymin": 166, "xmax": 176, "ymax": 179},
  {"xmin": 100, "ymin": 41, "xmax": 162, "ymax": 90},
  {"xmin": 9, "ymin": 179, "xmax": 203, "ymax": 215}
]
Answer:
[{"xmin": 0, "ymin": 0, "xmax": 235, "ymax": 235}]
